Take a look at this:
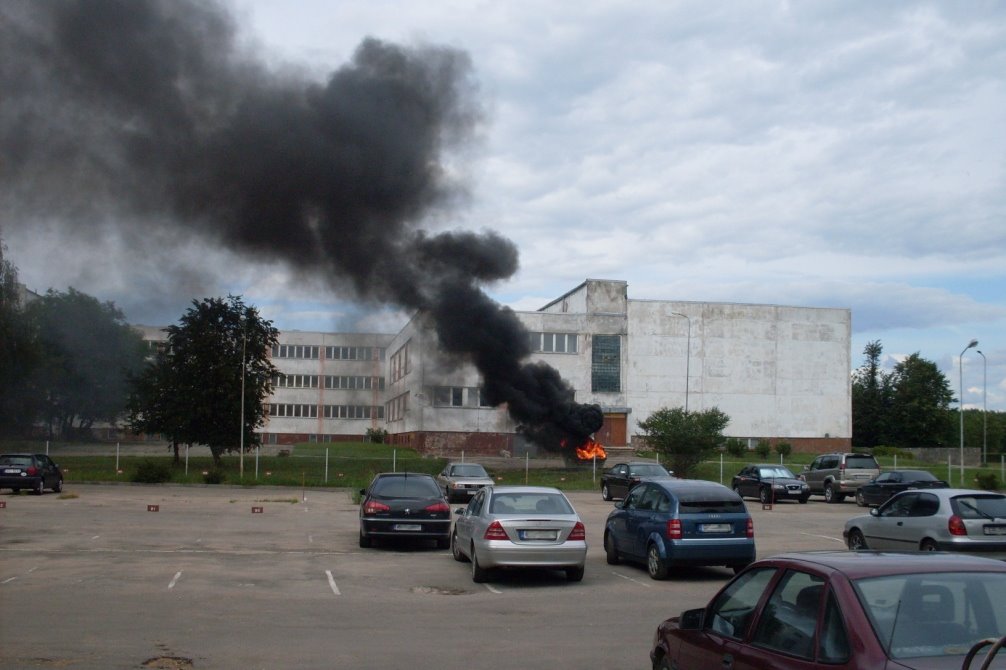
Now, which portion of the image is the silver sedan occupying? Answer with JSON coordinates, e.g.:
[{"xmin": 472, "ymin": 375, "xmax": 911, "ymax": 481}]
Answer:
[
  {"xmin": 844, "ymin": 488, "xmax": 1006, "ymax": 557},
  {"xmin": 451, "ymin": 485, "xmax": 588, "ymax": 583}
]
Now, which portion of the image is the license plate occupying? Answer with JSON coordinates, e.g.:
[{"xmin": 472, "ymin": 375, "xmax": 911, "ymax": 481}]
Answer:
[
  {"xmin": 520, "ymin": 529, "xmax": 557, "ymax": 540},
  {"xmin": 393, "ymin": 524, "xmax": 422, "ymax": 531},
  {"xmin": 984, "ymin": 526, "xmax": 1006, "ymax": 536},
  {"xmin": 2, "ymin": 469, "xmax": 19, "ymax": 474},
  {"xmin": 700, "ymin": 523, "xmax": 731, "ymax": 533}
]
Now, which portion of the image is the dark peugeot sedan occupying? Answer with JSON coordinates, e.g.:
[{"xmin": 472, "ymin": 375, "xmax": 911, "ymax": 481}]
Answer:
[
  {"xmin": 0, "ymin": 453, "xmax": 63, "ymax": 495},
  {"xmin": 651, "ymin": 551, "xmax": 1006, "ymax": 670},
  {"xmin": 731, "ymin": 464, "xmax": 810, "ymax": 504},
  {"xmin": 604, "ymin": 479, "xmax": 754, "ymax": 579},
  {"xmin": 855, "ymin": 469, "xmax": 948, "ymax": 507},
  {"xmin": 358, "ymin": 472, "xmax": 451, "ymax": 549}
]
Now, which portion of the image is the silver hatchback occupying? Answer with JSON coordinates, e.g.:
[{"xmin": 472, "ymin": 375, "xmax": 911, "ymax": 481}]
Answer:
[
  {"xmin": 844, "ymin": 488, "xmax": 1006, "ymax": 558},
  {"xmin": 451, "ymin": 485, "xmax": 587, "ymax": 583}
]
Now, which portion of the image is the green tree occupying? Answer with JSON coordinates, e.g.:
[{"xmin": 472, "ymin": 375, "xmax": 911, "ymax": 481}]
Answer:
[
  {"xmin": 0, "ymin": 240, "xmax": 41, "ymax": 435},
  {"xmin": 142, "ymin": 296, "xmax": 278, "ymax": 466},
  {"xmin": 638, "ymin": 406, "xmax": 730, "ymax": 478},
  {"xmin": 886, "ymin": 352, "xmax": 954, "ymax": 449},
  {"xmin": 851, "ymin": 340, "xmax": 890, "ymax": 448},
  {"xmin": 26, "ymin": 288, "xmax": 147, "ymax": 439}
]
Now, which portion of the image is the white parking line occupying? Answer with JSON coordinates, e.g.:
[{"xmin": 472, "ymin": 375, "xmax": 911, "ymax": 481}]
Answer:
[
  {"xmin": 483, "ymin": 583, "xmax": 502, "ymax": 594},
  {"xmin": 800, "ymin": 532, "xmax": 846, "ymax": 544},
  {"xmin": 612, "ymin": 571, "xmax": 653, "ymax": 588},
  {"xmin": 168, "ymin": 571, "xmax": 182, "ymax": 589},
  {"xmin": 91, "ymin": 535, "xmax": 100, "ymax": 541},
  {"xmin": 325, "ymin": 570, "xmax": 341, "ymax": 595},
  {"xmin": 1, "ymin": 577, "xmax": 15, "ymax": 585}
]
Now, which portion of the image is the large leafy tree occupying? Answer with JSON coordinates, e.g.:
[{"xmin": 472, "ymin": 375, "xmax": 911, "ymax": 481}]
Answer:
[
  {"xmin": 851, "ymin": 340, "xmax": 890, "ymax": 448},
  {"xmin": 0, "ymin": 240, "xmax": 41, "ymax": 435},
  {"xmin": 130, "ymin": 296, "xmax": 278, "ymax": 466},
  {"xmin": 26, "ymin": 288, "xmax": 147, "ymax": 438},
  {"xmin": 638, "ymin": 406, "xmax": 730, "ymax": 478},
  {"xmin": 886, "ymin": 352, "xmax": 954, "ymax": 449}
]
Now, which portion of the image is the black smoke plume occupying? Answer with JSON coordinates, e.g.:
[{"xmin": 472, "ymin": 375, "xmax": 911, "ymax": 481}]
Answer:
[{"xmin": 0, "ymin": 0, "xmax": 602, "ymax": 451}]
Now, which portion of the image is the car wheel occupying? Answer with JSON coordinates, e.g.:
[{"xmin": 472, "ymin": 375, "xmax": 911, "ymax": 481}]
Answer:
[
  {"xmin": 798, "ymin": 495, "xmax": 809, "ymax": 504},
  {"xmin": 451, "ymin": 531, "xmax": 468, "ymax": 562},
  {"xmin": 647, "ymin": 543, "xmax": 669, "ymax": 580},
  {"xmin": 358, "ymin": 531, "xmax": 371, "ymax": 548},
  {"xmin": 824, "ymin": 484, "xmax": 837, "ymax": 503},
  {"xmin": 920, "ymin": 538, "xmax": 938, "ymax": 552},
  {"xmin": 758, "ymin": 487, "xmax": 770, "ymax": 504},
  {"xmin": 604, "ymin": 531, "xmax": 620, "ymax": 565},
  {"xmin": 471, "ymin": 546, "xmax": 489, "ymax": 583},
  {"xmin": 733, "ymin": 485, "xmax": 744, "ymax": 500},
  {"xmin": 655, "ymin": 656, "xmax": 672, "ymax": 670},
  {"xmin": 601, "ymin": 484, "xmax": 611, "ymax": 501},
  {"xmin": 565, "ymin": 565, "xmax": 584, "ymax": 582},
  {"xmin": 33, "ymin": 478, "xmax": 44, "ymax": 495},
  {"xmin": 53, "ymin": 478, "xmax": 63, "ymax": 493},
  {"xmin": 435, "ymin": 536, "xmax": 449, "ymax": 550},
  {"xmin": 856, "ymin": 490, "xmax": 866, "ymax": 507},
  {"xmin": 847, "ymin": 528, "xmax": 867, "ymax": 551}
]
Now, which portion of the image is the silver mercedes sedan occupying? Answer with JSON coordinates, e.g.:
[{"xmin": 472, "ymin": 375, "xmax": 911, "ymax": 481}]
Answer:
[
  {"xmin": 450, "ymin": 485, "xmax": 588, "ymax": 583},
  {"xmin": 844, "ymin": 488, "xmax": 1006, "ymax": 558}
]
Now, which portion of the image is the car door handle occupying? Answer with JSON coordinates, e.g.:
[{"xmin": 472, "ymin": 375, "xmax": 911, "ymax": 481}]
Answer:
[
  {"xmin": 722, "ymin": 653, "xmax": 733, "ymax": 668},
  {"xmin": 897, "ymin": 522, "xmax": 904, "ymax": 526}
]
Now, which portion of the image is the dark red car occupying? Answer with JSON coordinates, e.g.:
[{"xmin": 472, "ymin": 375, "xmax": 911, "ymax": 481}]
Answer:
[{"xmin": 650, "ymin": 551, "xmax": 1006, "ymax": 670}]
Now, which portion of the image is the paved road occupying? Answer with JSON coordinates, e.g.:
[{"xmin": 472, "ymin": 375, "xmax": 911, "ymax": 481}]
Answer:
[{"xmin": 0, "ymin": 484, "xmax": 860, "ymax": 670}]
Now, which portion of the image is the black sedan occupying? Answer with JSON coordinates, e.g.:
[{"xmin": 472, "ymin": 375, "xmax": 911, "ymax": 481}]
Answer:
[
  {"xmin": 600, "ymin": 461, "xmax": 673, "ymax": 501},
  {"xmin": 731, "ymin": 464, "xmax": 809, "ymax": 504},
  {"xmin": 358, "ymin": 472, "xmax": 451, "ymax": 549},
  {"xmin": 855, "ymin": 469, "xmax": 948, "ymax": 507},
  {"xmin": 0, "ymin": 453, "xmax": 63, "ymax": 495}
]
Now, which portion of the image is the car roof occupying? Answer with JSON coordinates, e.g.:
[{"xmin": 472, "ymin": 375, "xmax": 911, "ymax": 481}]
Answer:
[
  {"xmin": 488, "ymin": 485, "xmax": 563, "ymax": 495},
  {"xmin": 650, "ymin": 479, "xmax": 740, "ymax": 497},
  {"xmin": 891, "ymin": 487, "xmax": 1004, "ymax": 499},
  {"xmin": 372, "ymin": 471, "xmax": 435, "ymax": 479},
  {"xmin": 761, "ymin": 550, "xmax": 1006, "ymax": 579},
  {"xmin": 750, "ymin": 463, "xmax": 793, "ymax": 468}
]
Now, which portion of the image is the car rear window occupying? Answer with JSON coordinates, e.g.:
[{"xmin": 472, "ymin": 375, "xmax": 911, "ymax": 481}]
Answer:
[
  {"xmin": 679, "ymin": 498, "xmax": 746, "ymax": 514},
  {"xmin": 490, "ymin": 493, "xmax": 573, "ymax": 515},
  {"xmin": 845, "ymin": 455, "xmax": 879, "ymax": 469},
  {"xmin": 0, "ymin": 456, "xmax": 32, "ymax": 466},
  {"xmin": 951, "ymin": 494, "xmax": 1006, "ymax": 519},
  {"xmin": 371, "ymin": 476, "xmax": 441, "ymax": 498}
]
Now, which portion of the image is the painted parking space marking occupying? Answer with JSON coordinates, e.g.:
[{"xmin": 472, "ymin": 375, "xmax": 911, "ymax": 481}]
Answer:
[
  {"xmin": 1, "ymin": 577, "xmax": 15, "ymax": 585},
  {"xmin": 800, "ymin": 532, "xmax": 845, "ymax": 543},
  {"xmin": 168, "ymin": 571, "xmax": 182, "ymax": 589},
  {"xmin": 612, "ymin": 571, "xmax": 653, "ymax": 588},
  {"xmin": 483, "ymin": 583, "xmax": 502, "ymax": 594},
  {"xmin": 325, "ymin": 570, "xmax": 341, "ymax": 595}
]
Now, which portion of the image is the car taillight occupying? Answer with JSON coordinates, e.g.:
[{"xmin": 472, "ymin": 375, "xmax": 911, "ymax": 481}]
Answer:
[
  {"xmin": 746, "ymin": 518, "xmax": 754, "ymax": 539},
  {"xmin": 667, "ymin": 519, "xmax": 682, "ymax": 540},
  {"xmin": 948, "ymin": 515, "xmax": 968, "ymax": 536},
  {"xmin": 26, "ymin": 466, "xmax": 38, "ymax": 476},
  {"xmin": 424, "ymin": 502, "xmax": 450, "ymax": 513},
  {"xmin": 362, "ymin": 500, "xmax": 390, "ymax": 515},
  {"xmin": 484, "ymin": 520, "xmax": 509, "ymax": 540},
  {"xmin": 568, "ymin": 521, "xmax": 586, "ymax": 541}
]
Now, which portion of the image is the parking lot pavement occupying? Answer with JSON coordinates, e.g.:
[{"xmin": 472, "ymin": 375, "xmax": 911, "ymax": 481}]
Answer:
[{"xmin": 0, "ymin": 484, "xmax": 855, "ymax": 670}]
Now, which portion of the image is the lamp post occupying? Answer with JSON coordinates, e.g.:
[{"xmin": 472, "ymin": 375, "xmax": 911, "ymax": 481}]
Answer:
[
  {"xmin": 239, "ymin": 325, "xmax": 247, "ymax": 480},
  {"xmin": 977, "ymin": 349, "xmax": 987, "ymax": 466},
  {"xmin": 959, "ymin": 338, "xmax": 978, "ymax": 486},
  {"xmin": 670, "ymin": 312, "xmax": 692, "ymax": 413}
]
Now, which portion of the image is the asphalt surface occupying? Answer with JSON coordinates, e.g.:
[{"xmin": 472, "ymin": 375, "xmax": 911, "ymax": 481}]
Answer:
[{"xmin": 0, "ymin": 483, "xmax": 862, "ymax": 670}]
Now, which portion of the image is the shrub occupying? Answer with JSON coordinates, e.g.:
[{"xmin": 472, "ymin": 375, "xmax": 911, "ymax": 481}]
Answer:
[
  {"xmin": 975, "ymin": 472, "xmax": 1000, "ymax": 491},
  {"xmin": 754, "ymin": 439, "xmax": 772, "ymax": 459},
  {"xmin": 131, "ymin": 459, "xmax": 173, "ymax": 484},
  {"xmin": 724, "ymin": 438, "xmax": 746, "ymax": 458},
  {"xmin": 365, "ymin": 428, "xmax": 389, "ymax": 444},
  {"xmin": 203, "ymin": 469, "xmax": 226, "ymax": 485},
  {"xmin": 775, "ymin": 441, "xmax": 793, "ymax": 458}
]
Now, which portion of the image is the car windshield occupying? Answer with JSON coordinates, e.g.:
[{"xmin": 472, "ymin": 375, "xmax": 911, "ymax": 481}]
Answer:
[
  {"xmin": 631, "ymin": 464, "xmax": 668, "ymax": 476},
  {"xmin": 451, "ymin": 464, "xmax": 488, "ymax": 477},
  {"xmin": 845, "ymin": 455, "xmax": 878, "ymax": 469},
  {"xmin": 951, "ymin": 494, "xmax": 1006, "ymax": 520},
  {"xmin": 757, "ymin": 467, "xmax": 795, "ymax": 479},
  {"xmin": 898, "ymin": 470, "xmax": 937, "ymax": 481},
  {"xmin": 371, "ymin": 476, "xmax": 441, "ymax": 498},
  {"xmin": 489, "ymin": 492, "xmax": 573, "ymax": 515},
  {"xmin": 854, "ymin": 572, "xmax": 1006, "ymax": 659}
]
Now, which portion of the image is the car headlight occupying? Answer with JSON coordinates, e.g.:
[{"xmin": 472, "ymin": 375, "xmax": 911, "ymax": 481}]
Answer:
[{"xmin": 773, "ymin": 484, "xmax": 786, "ymax": 490}]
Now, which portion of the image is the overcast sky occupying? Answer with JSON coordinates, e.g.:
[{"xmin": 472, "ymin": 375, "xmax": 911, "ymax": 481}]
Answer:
[{"xmin": 5, "ymin": 1, "xmax": 1004, "ymax": 411}]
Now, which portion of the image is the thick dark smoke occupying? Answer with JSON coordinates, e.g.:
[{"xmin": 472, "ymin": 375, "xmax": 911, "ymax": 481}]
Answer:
[{"xmin": 0, "ymin": 0, "xmax": 602, "ymax": 451}]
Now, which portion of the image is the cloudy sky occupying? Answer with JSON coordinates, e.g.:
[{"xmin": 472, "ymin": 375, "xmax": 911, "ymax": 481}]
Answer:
[{"xmin": 5, "ymin": 1, "xmax": 1005, "ymax": 410}]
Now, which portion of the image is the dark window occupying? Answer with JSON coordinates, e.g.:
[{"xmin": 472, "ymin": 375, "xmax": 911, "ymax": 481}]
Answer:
[{"xmin": 591, "ymin": 334, "xmax": 621, "ymax": 392}]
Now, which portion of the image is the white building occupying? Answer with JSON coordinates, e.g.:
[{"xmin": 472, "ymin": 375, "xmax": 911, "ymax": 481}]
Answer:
[{"xmin": 255, "ymin": 279, "xmax": 851, "ymax": 456}]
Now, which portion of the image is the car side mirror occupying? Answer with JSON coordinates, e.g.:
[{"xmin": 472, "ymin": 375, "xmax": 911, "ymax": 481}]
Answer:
[
  {"xmin": 454, "ymin": 507, "xmax": 465, "ymax": 516},
  {"xmin": 679, "ymin": 608, "xmax": 705, "ymax": 630},
  {"xmin": 359, "ymin": 488, "xmax": 366, "ymax": 496},
  {"xmin": 870, "ymin": 508, "xmax": 879, "ymax": 517}
]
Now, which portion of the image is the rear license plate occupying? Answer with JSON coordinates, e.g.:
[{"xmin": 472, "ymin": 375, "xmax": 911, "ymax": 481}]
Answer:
[
  {"xmin": 393, "ymin": 524, "xmax": 422, "ymax": 531},
  {"xmin": 700, "ymin": 523, "xmax": 731, "ymax": 533},
  {"xmin": 2, "ymin": 469, "xmax": 19, "ymax": 474},
  {"xmin": 984, "ymin": 526, "xmax": 1006, "ymax": 536},
  {"xmin": 520, "ymin": 529, "xmax": 558, "ymax": 540}
]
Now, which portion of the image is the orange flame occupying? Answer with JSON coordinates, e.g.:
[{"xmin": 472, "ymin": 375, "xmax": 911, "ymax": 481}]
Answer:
[{"xmin": 576, "ymin": 439, "xmax": 607, "ymax": 461}]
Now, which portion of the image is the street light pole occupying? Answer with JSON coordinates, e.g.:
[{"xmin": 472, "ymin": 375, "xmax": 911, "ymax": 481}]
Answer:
[
  {"xmin": 239, "ymin": 325, "xmax": 247, "ymax": 480},
  {"xmin": 977, "ymin": 350, "xmax": 987, "ymax": 466},
  {"xmin": 959, "ymin": 339, "xmax": 978, "ymax": 486},
  {"xmin": 670, "ymin": 312, "xmax": 692, "ymax": 413}
]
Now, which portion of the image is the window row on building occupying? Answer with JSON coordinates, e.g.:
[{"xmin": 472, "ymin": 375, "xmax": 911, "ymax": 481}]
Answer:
[
  {"xmin": 271, "ymin": 344, "xmax": 386, "ymax": 361},
  {"xmin": 268, "ymin": 403, "xmax": 384, "ymax": 419},
  {"xmin": 528, "ymin": 331, "xmax": 578, "ymax": 354},
  {"xmin": 272, "ymin": 374, "xmax": 385, "ymax": 390}
]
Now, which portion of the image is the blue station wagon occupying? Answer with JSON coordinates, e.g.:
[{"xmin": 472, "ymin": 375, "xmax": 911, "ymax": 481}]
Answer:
[{"xmin": 603, "ymin": 479, "xmax": 754, "ymax": 579}]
